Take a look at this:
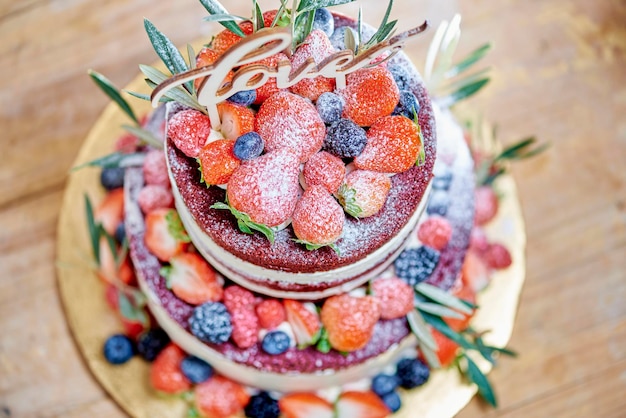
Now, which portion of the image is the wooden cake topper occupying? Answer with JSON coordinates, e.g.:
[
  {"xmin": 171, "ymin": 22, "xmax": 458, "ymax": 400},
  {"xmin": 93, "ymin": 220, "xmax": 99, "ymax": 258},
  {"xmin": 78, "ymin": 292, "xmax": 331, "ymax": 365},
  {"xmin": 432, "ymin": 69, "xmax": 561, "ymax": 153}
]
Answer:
[{"xmin": 151, "ymin": 22, "xmax": 429, "ymax": 129}]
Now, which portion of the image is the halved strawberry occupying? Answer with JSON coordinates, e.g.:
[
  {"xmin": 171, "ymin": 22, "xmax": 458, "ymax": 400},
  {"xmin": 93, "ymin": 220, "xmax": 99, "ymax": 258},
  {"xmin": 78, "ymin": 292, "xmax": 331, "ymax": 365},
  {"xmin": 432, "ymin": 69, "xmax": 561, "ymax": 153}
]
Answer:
[
  {"xmin": 195, "ymin": 375, "xmax": 250, "ymax": 418},
  {"xmin": 161, "ymin": 252, "xmax": 223, "ymax": 305},
  {"xmin": 144, "ymin": 208, "xmax": 190, "ymax": 262},
  {"xmin": 444, "ymin": 281, "xmax": 476, "ymax": 332},
  {"xmin": 149, "ymin": 344, "xmax": 192, "ymax": 394},
  {"xmin": 432, "ymin": 329, "xmax": 460, "ymax": 367},
  {"xmin": 97, "ymin": 235, "xmax": 136, "ymax": 285},
  {"xmin": 340, "ymin": 65, "xmax": 399, "ymax": 126},
  {"xmin": 278, "ymin": 392, "xmax": 334, "ymax": 418},
  {"xmin": 284, "ymin": 300, "xmax": 321, "ymax": 347},
  {"xmin": 168, "ymin": 109, "xmax": 212, "ymax": 158},
  {"xmin": 217, "ymin": 101, "xmax": 255, "ymax": 140},
  {"xmin": 95, "ymin": 188, "xmax": 124, "ymax": 235},
  {"xmin": 198, "ymin": 139, "xmax": 241, "ymax": 186},
  {"xmin": 320, "ymin": 294, "xmax": 381, "ymax": 352},
  {"xmin": 290, "ymin": 30, "xmax": 336, "ymax": 101},
  {"xmin": 291, "ymin": 185, "xmax": 345, "ymax": 248},
  {"xmin": 335, "ymin": 391, "xmax": 391, "ymax": 418}
]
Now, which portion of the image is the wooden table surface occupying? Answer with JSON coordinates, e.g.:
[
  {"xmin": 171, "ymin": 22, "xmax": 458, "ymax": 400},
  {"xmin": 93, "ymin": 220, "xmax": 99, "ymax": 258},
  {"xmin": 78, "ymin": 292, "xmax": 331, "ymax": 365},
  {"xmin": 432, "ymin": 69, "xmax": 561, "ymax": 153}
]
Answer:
[{"xmin": 1, "ymin": 0, "xmax": 625, "ymax": 417}]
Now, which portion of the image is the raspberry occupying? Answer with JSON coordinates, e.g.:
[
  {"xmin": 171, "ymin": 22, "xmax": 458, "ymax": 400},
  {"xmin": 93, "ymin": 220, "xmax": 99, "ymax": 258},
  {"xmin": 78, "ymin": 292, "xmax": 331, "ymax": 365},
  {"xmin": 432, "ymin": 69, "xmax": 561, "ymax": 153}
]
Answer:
[
  {"xmin": 394, "ymin": 246, "xmax": 440, "ymax": 286},
  {"xmin": 143, "ymin": 149, "xmax": 170, "ymax": 187},
  {"xmin": 417, "ymin": 216, "xmax": 453, "ymax": 251},
  {"xmin": 371, "ymin": 277, "xmax": 414, "ymax": 319},
  {"xmin": 291, "ymin": 185, "xmax": 345, "ymax": 246},
  {"xmin": 168, "ymin": 109, "xmax": 212, "ymax": 158},
  {"xmin": 138, "ymin": 185, "xmax": 174, "ymax": 214},
  {"xmin": 231, "ymin": 307, "xmax": 259, "ymax": 349},
  {"xmin": 223, "ymin": 285, "xmax": 256, "ymax": 313},
  {"xmin": 340, "ymin": 65, "xmax": 399, "ymax": 126},
  {"xmin": 198, "ymin": 139, "xmax": 240, "ymax": 186},
  {"xmin": 474, "ymin": 185, "xmax": 499, "ymax": 225},
  {"xmin": 255, "ymin": 299, "xmax": 286, "ymax": 330},
  {"xmin": 323, "ymin": 118, "xmax": 367, "ymax": 158},
  {"xmin": 302, "ymin": 151, "xmax": 346, "ymax": 194},
  {"xmin": 485, "ymin": 242, "xmax": 512, "ymax": 269},
  {"xmin": 188, "ymin": 302, "xmax": 232, "ymax": 344}
]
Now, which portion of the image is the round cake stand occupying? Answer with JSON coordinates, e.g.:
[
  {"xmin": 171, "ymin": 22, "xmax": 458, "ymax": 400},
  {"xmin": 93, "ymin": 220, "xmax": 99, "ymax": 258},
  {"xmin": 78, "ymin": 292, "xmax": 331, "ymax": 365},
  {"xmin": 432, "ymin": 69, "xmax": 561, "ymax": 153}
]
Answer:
[{"xmin": 56, "ymin": 69, "xmax": 526, "ymax": 418}]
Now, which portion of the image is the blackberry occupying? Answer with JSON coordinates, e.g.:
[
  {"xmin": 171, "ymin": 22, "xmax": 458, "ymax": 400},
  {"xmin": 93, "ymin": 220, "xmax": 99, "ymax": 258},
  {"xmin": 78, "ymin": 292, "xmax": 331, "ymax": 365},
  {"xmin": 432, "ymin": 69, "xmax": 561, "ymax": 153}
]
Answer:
[
  {"xmin": 103, "ymin": 334, "xmax": 135, "ymax": 365},
  {"xmin": 371, "ymin": 373, "xmax": 400, "ymax": 396},
  {"xmin": 228, "ymin": 89, "xmax": 256, "ymax": 106},
  {"xmin": 261, "ymin": 330, "xmax": 290, "ymax": 355},
  {"xmin": 316, "ymin": 92, "xmax": 344, "ymax": 124},
  {"xmin": 392, "ymin": 90, "xmax": 420, "ymax": 118},
  {"xmin": 396, "ymin": 358, "xmax": 430, "ymax": 389},
  {"xmin": 100, "ymin": 167, "xmax": 125, "ymax": 190},
  {"xmin": 427, "ymin": 190, "xmax": 451, "ymax": 216},
  {"xmin": 394, "ymin": 246, "xmax": 440, "ymax": 286},
  {"xmin": 234, "ymin": 132, "xmax": 264, "ymax": 160},
  {"xmin": 244, "ymin": 392, "xmax": 280, "ymax": 418},
  {"xmin": 324, "ymin": 118, "xmax": 367, "ymax": 158},
  {"xmin": 136, "ymin": 328, "xmax": 170, "ymax": 362},
  {"xmin": 180, "ymin": 355, "xmax": 213, "ymax": 383},
  {"xmin": 189, "ymin": 302, "xmax": 232, "ymax": 344},
  {"xmin": 381, "ymin": 391, "xmax": 402, "ymax": 413},
  {"xmin": 312, "ymin": 8, "xmax": 334, "ymax": 37}
]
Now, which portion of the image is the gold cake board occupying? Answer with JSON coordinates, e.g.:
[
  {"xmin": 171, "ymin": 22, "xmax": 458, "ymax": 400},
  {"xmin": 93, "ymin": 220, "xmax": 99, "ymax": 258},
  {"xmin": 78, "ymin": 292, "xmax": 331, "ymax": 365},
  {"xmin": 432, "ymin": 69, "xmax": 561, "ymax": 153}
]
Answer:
[{"xmin": 56, "ymin": 68, "xmax": 526, "ymax": 418}]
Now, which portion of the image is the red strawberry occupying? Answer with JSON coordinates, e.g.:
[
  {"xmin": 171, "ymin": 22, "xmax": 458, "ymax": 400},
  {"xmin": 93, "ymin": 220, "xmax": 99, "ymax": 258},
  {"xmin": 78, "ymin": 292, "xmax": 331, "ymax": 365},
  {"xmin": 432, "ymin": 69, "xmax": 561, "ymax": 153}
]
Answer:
[
  {"xmin": 417, "ymin": 215, "xmax": 452, "ymax": 251},
  {"xmin": 163, "ymin": 252, "xmax": 223, "ymax": 305},
  {"xmin": 138, "ymin": 184, "xmax": 174, "ymax": 214},
  {"xmin": 97, "ymin": 236, "xmax": 136, "ymax": 285},
  {"xmin": 320, "ymin": 294, "xmax": 381, "ymax": 352},
  {"xmin": 335, "ymin": 391, "xmax": 390, "ymax": 418},
  {"xmin": 227, "ymin": 148, "xmax": 301, "ymax": 227},
  {"xmin": 194, "ymin": 47, "xmax": 234, "ymax": 91},
  {"xmin": 217, "ymin": 101, "xmax": 255, "ymax": 140},
  {"xmin": 444, "ymin": 282, "xmax": 476, "ymax": 332},
  {"xmin": 211, "ymin": 11, "xmax": 276, "ymax": 55},
  {"xmin": 354, "ymin": 115, "xmax": 422, "ymax": 173},
  {"xmin": 223, "ymin": 285, "xmax": 256, "ymax": 313},
  {"xmin": 484, "ymin": 242, "xmax": 512, "ymax": 269},
  {"xmin": 474, "ymin": 185, "xmax": 499, "ymax": 226},
  {"xmin": 256, "ymin": 299, "xmax": 286, "ymax": 330},
  {"xmin": 230, "ymin": 307, "xmax": 259, "ymax": 348},
  {"xmin": 337, "ymin": 170, "xmax": 391, "ymax": 218},
  {"xmin": 144, "ymin": 208, "xmax": 190, "ymax": 262},
  {"xmin": 150, "ymin": 344, "xmax": 192, "ymax": 394},
  {"xmin": 168, "ymin": 109, "xmax": 212, "ymax": 158},
  {"xmin": 255, "ymin": 91, "xmax": 325, "ymax": 163},
  {"xmin": 143, "ymin": 148, "xmax": 170, "ymax": 187},
  {"xmin": 290, "ymin": 30, "xmax": 336, "ymax": 101},
  {"xmin": 198, "ymin": 139, "xmax": 241, "ymax": 186},
  {"xmin": 371, "ymin": 277, "xmax": 414, "ymax": 320},
  {"xmin": 302, "ymin": 151, "xmax": 345, "ymax": 194},
  {"xmin": 340, "ymin": 65, "xmax": 399, "ymax": 126},
  {"xmin": 242, "ymin": 52, "xmax": 290, "ymax": 105},
  {"xmin": 284, "ymin": 300, "xmax": 321, "ymax": 347},
  {"xmin": 291, "ymin": 185, "xmax": 344, "ymax": 247},
  {"xmin": 194, "ymin": 375, "xmax": 250, "ymax": 418},
  {"xmin": 461, "ymin": 249, "xmax": 490, "ymax": 292},
  {"xmin": 95, "ymin": 188, "xmax": 124, "ymax": 235},
  {"xmin": 432, "ymin": 329, "xmax": 459, "ymax": 367},
  {"xmin": 278, "ymin": 392, "xmax": 334, "ymax": 418}
]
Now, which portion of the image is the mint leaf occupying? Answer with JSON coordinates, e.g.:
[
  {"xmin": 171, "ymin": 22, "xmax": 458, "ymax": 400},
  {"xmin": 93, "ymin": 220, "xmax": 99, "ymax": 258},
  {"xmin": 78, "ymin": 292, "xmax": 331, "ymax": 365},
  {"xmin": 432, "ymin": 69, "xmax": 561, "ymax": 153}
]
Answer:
[
  {"xmin": 463, "ymin": 354, "xmax": 497, "ymax": 407},
  {"xmin": 88, "ymin": 70, "xmax": 139, "ymax": 124},
  {"xmin": 211, "ymin": 202, "xmax": 275, "ymax": 244},
  {"xmin": 84, "ymin": 194, "xmax": 101, "ymax": 264},
  {"xmin": 198, "ymin": 0, "xmax": 246, "ymax": 37},
  {"xmin": 144, "ymin": 19, "xmax": 189, "ymax": 77},
  {"xmin": 72, "ymin": 152, "xmax": 145, "ymax": 171},
  {"xmin": 165, "ymin": 210, "xmax": 191, "ymax": 243}
]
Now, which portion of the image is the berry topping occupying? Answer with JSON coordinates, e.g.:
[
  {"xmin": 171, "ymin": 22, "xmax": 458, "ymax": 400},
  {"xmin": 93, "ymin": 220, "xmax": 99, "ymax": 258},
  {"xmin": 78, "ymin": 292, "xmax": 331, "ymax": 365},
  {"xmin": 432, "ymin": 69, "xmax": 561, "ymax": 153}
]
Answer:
[
  {"xmin": 243, "ymin": 52, "xmax": 289, "ymax": 105},
  {"xmin": 396, "ymin": 358, "xmax": 430, "ymax": 389},
  {"xmin": 278, "ymin": 393, "xmax": 334, "ymax": 418},
  {"xmin": 189, "ymin": 302, "xmax": 232, "ymax": 344},
  {"xmin": 95, "ymin": 187, "xmax": 124, "ymax": 235},
  {"xmin": 392, "ymin": 90, "xmax": 420, "ymax": 118},
  {"xmin": 469, "ymin": 227, "xmax": 490, "ymax": 254},
  {"xmin": 432, "ymin": 167, "xmax": 453, "ymax": 190},
  {"xmin": 143, "ymin": 148, "xmax": 170, "ymax": 187},
  {"xmin": 149, "ymin": 344, "xmax": 192, "ymax": 394},
  {"xmin": 323, "ymin": 118, "xmax": 367, "ymax": 158},
  {"xmin": 417, "ymin": 215, "xmax": 453, "ymax": 251},
  {"xmin": 180, "ymin": 355, "xmax": 213, "ymax": 384},
  {"xmin": 138, "ymin": 184, "xmax": 174, "ymax": 214},
  {"xmin": 354, "ymin": 115, "xmax": 422, "ymax": 173},
  {"xmin": 231, "ymin": 307, "xmax": 259, "ymax": 349},
  {"xmin": 284, "ymin": 300, "xmax": 322, "ymax": 347},
  {"xmin": 114, "ymin": 132, "xmax": 140, "ymax": 153},
  {"xmin": 302, "ymin": 151, "xmax": 345, "ymax": 194},
  {"xmin": 371, "ymin": 373, "xmax": 400, "ymax": 397},
  {"xmin": 292, "ymin": 185, "xmax": 345, "ymax": 248},
  {"xmin": 194, "ymin": 375, "xmax": 250, "ymax": 418},
  {"xmin": 316, "ymin": 91, "xmax": 344, "ymax": 124},
  {"xmin": 381, "ymin": 391, "xmax": 402, "ymax": 413},
  {"xmin": 371, "ymin": 277, "xmax": 414, "ymax": 319},
  {"xmin": 262, "ymin": 330, "xmax": 291, "ymax": 355},
  {"xmin": 474, "ymin": 185, "xmax": 499, "ymax": 225},
  {"xmin": 255, "ymin": 91, "xmax": 325, "ymax": 163},
  {"xmin": 485, "ymin": 242, "xmax": 513, "ymax": 269},
  {"xmin": 223, "ymin": 285, "xmax": 256, "ymax": 313},
  {"xmin": 461, "ymin": 250, "xmax": 490, "ymax": 292},
  {"xmin": 394, "ymin": 246, "xmax": 441, "ymax": 286},
  {"xmin": 97, "ymin": 237, "xmax": 135, "ymax": 285},
  {"xmin": 340, "ymin": 66, "xmax": 399, "ymax": 126},
  {"xmin": 227, "ymin": 148, "xmax": 301, "ymax": 227},
  {"xmin": 198, "ymin": 139, "xmax": 240, "ymax": 186},
  {"xmin": 162, "ymin": 252, "xmax": 223, "ymax": 305},
  {"xmin": 244, "ymin": 392, "xmax": 280, "ymax": 418},
  {"xmin": 114, "ymin": 222, "xmax": 126, "ymax": 244},
  {"xmin": 426, "ymin": 189, "xmax": 451, "ymax": 216},
  {"xmin": 233, "ymin": 131, "xmax": 264, "ymax": 160},
  {"xmin": 168, "ymin": 109, "xmax": 212, "ymax": 158},
  {"xmin": 100, "ymin": 167, "xmax": 125, "ymax": 190},
  {"xmin": 312, "ymin": 8, "xmax": 334, "ymax": 36},
  {"xmin": 103, "ymin": 334, "xmax": 134, "ymax": 365},
  {"xmin": 227, "ymin": 89, "xmax": 256, "ymax": 106},
  {"xmin": 335, "ymin": 391, "xmax": 390, "ymax": 418},
  {"xmin": 144, "ymin": 208, "xmax": 190, "ymax": 262},
  {"xmin": 290, "ymin": 30, "xmax": 336, "ymax": 101},
  {"xmin": 217, "ymin": 101, "xmax": 255, "ymax": 140},
  {"xmin": 136, "ymin": 328, "xmax": 170, "ymax": 362},
  {"xmin": 337, "ymin": 170, "xmax": 391, "ymax": 218},
  {"xmin": 195, "ymin": 47, "xmax": 234, "ymax": 91},
  {"xmin": 256, "ymin": 299, "xmax": 286, "ymax": 330},
  {"xmin": 431, "ymin": 329, "xmax": 459, "ymax": 367},
  {"xmin": 320, "ymin": 294, "xmax": 381, "ymax": 352},
  {"xmin": 211, "ymin": 22, "xmax": 254, "ymax": 55},
  {"xmin": 444, "ymin": 282, "xmax": 476, "ymax": 332}
]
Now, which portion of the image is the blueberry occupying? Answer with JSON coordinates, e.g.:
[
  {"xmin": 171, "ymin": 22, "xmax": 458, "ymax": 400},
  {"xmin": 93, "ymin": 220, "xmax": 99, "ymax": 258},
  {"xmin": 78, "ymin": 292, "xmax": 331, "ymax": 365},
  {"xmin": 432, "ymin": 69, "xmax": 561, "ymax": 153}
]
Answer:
[
  {"xmin": 180, "ymin": 356, "xmax": 213, "ymax": 383},
  {"xmin": 100, "ymin": 167, "xmax": 125, "ymax": 190},
  {"xmin": 394, "ymin": 246, "xmax": 440, "ymax": 286},
  {"xmin": 324, "ymin": 118, "xmax": 367, "ymax": 158},
  {"xmin": 312, "ymin": 8, "xmax": 334, "ymax": 37},
  {"xmin": 396, "ymin": 358, "xmax": 430, "ymax": 389},
  {"xmin": 329, "ymin": 26, "xmax": 349, "ymax": 50},
  {"xmin": 316, "ymin": 92, "xmax": 344, "ymax": 124},
  {"xmin": 388, "ymin": 64, "xmax": 413, "ymax": 91},
  {"xmin": 381, "ymin": 391, "xmax": 402, "ymax": 413},
  {"xmin": 261, "ymin": 330, "xmax": 290, "ymax": 355},
  {"xmin": 234, "ymin": 132, "xmax": 264, "ymax": 160},
  {"xmin": 189, "ymin": 302, "xmax": 232, "ymax": 344},
  {"xmin": 432, "ymin": 168, "xmax": 453, "ymax": 191},
  {"xmin": 228, "ymin": 89, "xmax": 256, "ymax": 106},
  {"xmin": 392, "ymin": 90, "xmax": 420, "ymax": 118},
  {"xmin": 103, "ymin": 334, "xmax": 135, "ymax": 365},
  {"xmin": 114, "ymin": 222, "xmax": 126, "ymax": 244},
  {"xmin": 427, "ymin": 190, "xmax": 451, "ymax": 216},
  {"xmin": 136, "ymin": 328, "xmax": 170, "ymax": 362},
  {"xmin": 244, "ymin": 392, "xmax": 280, "ymax": 418},
  {"xmin": 371, "ymin": 373, "xmax": 400, "ymax": 396}
]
